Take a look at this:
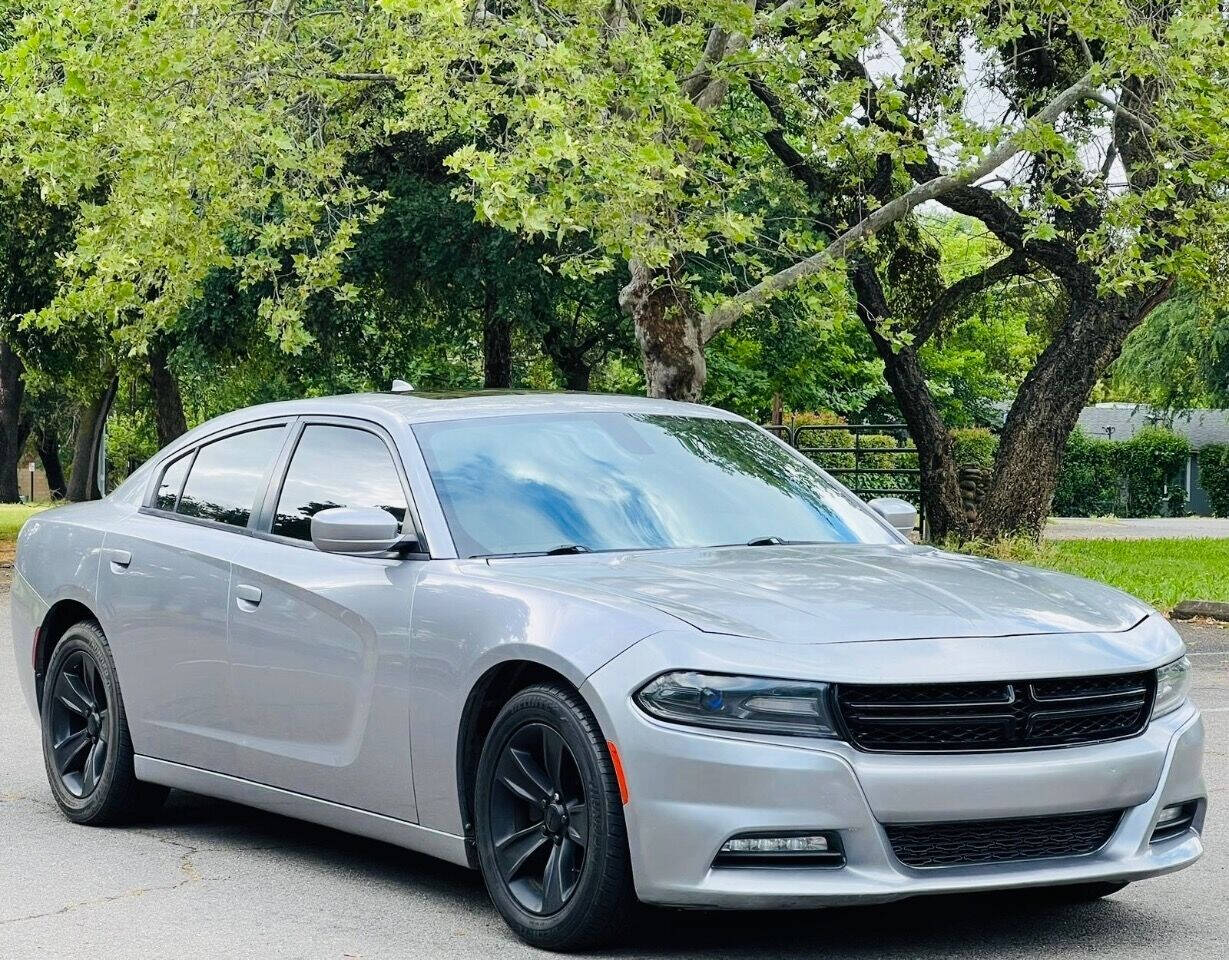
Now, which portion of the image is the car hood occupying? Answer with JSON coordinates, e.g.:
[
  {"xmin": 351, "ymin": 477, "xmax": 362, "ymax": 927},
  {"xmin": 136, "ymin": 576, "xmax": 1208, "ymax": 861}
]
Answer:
[{"xmin": 486, "ymin": 543, "xmax": 1151, "ymax": 644}]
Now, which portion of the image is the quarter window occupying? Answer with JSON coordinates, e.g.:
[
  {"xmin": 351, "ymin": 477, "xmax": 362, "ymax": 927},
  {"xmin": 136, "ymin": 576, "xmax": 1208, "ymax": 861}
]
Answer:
[
  {"xmin": 154, "ymin": 453, "xmax": 192, "ymax": 511},
  {"xmin": 272, "ymin": 425, "xmax": 409, "ymax": 542},
  {"xmin": 177, "ymin": 427, "xmax": 284, "ymax": 528}
]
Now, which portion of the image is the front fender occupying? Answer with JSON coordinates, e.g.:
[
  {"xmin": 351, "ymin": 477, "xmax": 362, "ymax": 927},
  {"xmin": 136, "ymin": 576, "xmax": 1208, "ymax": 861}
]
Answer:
[{"xmin": 407, "ymin": 560, "xmax": 675, "ymax": 835}]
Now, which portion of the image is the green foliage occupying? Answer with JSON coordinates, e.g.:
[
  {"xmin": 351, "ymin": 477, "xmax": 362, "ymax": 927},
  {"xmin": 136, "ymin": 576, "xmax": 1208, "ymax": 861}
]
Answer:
[
  {"xmin": 1052, "ymin": 427, "xmax": 1190, "ymax": 518},
  {"xmin": 1118, "ymin": 427, "xmax": 1191, "ymax": 518},
  {"xmin": 951, "ymin": 536, "xmax": 1229, "ymax": 612},
  {"xmin": 702, "ymin": 310, "xmax": 891, "ymax": 423},
  {"xmin": 1107, "ymin": 293, "xmax": 1229, "ymax": 410},
  {"xmin": 1198, "ymin": 445, "xmax": 1229, "ymax": 518},
  {"xmin": 952, "ymin": 427, "xmax": 998, "ymax": 469},
  {"xmin": 4, "ymin": 0, "xmax": 1228, "ymax": 359},
  {"xmin": 1053, "ymin": 431, "xmax": 1122, "ymax": 517}
]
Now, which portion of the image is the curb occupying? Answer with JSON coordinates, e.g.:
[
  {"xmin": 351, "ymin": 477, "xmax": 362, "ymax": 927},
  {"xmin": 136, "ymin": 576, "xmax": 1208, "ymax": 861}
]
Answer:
[{"xmin": 1171, "ymin": 600, "xmax": 1229, "ymax": 623}]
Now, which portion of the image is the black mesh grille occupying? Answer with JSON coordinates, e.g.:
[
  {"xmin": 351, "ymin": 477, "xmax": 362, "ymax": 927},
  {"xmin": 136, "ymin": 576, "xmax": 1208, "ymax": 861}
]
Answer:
[
  {"xmin": 835, "ymin": 671, "xmax": 1154, "ymax": 753},
  {"xmin": 885, "ymin": 810, "xmax": 1123, "ymax": 868}
]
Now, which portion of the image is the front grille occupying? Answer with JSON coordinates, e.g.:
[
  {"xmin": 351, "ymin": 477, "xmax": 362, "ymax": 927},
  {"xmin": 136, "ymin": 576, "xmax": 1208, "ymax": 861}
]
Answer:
[
  {"xmin": 834, "ymin": 671, "xmax": 1154, "ymax": 753},
  {"xmin": 886, "ymin": 810, "xmax": 1123, "ymax": 868}
]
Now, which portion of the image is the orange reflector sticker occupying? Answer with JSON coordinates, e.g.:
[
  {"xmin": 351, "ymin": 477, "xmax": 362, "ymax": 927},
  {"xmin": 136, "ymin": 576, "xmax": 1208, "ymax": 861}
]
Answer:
[{"xmin": 607, "ymin": 740, "xmax": 630, "ymax": 805}]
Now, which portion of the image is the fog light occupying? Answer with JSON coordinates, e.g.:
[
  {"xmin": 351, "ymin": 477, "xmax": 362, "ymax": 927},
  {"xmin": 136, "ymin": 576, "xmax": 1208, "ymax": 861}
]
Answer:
[
  {"xmin": 1151, "ymin": 801, "xmax": 1199, "ymax": 843},
  {"xmin": 1156, "ymin": 804, "xmax": 1186, "ymax": 826},
  {"xmin": 713, "ymin": 832, "xmax": 844, "ymax": 867}
]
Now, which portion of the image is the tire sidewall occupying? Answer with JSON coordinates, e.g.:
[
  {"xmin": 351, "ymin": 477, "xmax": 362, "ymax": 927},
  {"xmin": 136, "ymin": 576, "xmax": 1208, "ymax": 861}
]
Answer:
[
  {"xmin": 474, "ymin": 686, "xmax": 618, "ymax": 941},
  {"xmin": 40, "ymin": 625, "xmax": 124, "ymax": 822}
]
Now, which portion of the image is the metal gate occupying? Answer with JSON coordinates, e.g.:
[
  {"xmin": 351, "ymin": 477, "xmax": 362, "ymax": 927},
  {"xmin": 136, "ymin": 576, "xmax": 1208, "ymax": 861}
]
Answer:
[{"xmin": 766, "ymin": 422, "xmax": 925, "ymax": 534}]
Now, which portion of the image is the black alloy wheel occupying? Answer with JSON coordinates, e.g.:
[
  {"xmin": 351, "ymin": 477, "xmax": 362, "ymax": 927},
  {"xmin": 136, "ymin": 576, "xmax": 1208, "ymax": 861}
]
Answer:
[
  {"xmin": 47, "ymin": 649, "xmax": 112, "ymax": 799},
  {"xmin": 489, "ymin": 722, "xmax": 589, "ymax": 915},
  {"xmin": 40, "ymin": 621, "xmax": 167, "ymax": 825},
  {"xmin": 475, "ymin": 683, "xmax": 635, "ymax": 950}
]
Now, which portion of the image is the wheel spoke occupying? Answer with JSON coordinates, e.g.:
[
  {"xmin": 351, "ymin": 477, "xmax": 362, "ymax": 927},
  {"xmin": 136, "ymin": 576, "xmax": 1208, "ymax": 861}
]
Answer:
[
  {"xmin": 96, "ymin": 709, "xmax": 110, "ymax": 744},
  {"xmin": 54, "ymin": 671, "xmax": 92, "ymax": 717},
  {"xmin": 496, "ymin": 744, "xmax": 552, "ymax": 804},
  {"xmin": 542, "ymin": 727, "xmax": 565, "ymax": 793},
  {"xmin": 565, "ymin": 801, "xmax": 588, "ymax": 848},
  {"xmin": 540, "ymin": 842, "xmax": 565, "ymax": 914},
  {"xmin": 89, "ymin": 739, "xmax": 108, "ymax": 788},
  {"xmin": 540, "ymin": 839, "xmax": 579, "ymax": 914},
  {"xmin": 495, "ymin": 823, "xmax": 550, "ymax": 882},
  {"xmin": 82, "ymin": 655, "xmax": 101, "ymax": 705},
  {"xmin": 79, "ymin": 741, "xmax": 100, "ymax": 794},
  {"xmin": 53, "ymin": 729, "xmax": 91, "ymax": 775}
]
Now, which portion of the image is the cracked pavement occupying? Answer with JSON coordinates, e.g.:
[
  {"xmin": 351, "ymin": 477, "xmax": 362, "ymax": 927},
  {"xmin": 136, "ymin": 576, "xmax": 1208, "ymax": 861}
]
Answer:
[{"xmin": 1, "ymin": 590, "xmax": 1226, "ymax": 958}]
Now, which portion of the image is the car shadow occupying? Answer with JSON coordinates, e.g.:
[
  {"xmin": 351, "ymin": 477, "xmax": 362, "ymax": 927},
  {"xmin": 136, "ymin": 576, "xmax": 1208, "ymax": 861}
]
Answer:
[{"xmin": 152, "ymin": 790, "xmax": 1189, "ymax": 959}]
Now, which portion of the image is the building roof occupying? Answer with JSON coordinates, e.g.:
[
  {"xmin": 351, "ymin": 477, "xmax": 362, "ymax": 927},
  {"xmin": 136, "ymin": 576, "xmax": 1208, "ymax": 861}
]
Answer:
[{"xmin": 1076, "ymin": 403, "xmax": 1229, "ymax": 450}]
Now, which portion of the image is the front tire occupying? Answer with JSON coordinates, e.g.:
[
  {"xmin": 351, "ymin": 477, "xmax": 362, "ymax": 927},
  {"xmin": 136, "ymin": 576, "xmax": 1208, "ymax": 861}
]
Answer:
[
  {"xmin": 474, "ymin": 683, "xmax": 635, "ymax": 950},
  {"xmin": 40, "ymin": 620, "xmax": 167, "ymax": 825}
]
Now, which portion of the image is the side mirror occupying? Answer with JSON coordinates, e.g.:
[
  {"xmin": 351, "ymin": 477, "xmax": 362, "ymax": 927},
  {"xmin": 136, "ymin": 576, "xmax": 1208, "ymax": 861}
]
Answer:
[
  {"xmin": 311, "ymin": 507, "xmax": 405, "ymax": 556},
  {"xmin": 868, "ymin": 497, "xmax": 918, "ymax": 536}
]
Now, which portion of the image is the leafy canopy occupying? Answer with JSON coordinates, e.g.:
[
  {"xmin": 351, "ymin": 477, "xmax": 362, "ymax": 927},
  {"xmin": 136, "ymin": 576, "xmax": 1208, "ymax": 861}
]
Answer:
[{"xmin": 2, "ymin": 1, "xmax": 1228, "ymax": 354}]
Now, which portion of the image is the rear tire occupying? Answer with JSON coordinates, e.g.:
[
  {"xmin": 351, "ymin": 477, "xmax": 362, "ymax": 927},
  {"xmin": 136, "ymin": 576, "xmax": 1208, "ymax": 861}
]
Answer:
[
  {"xmin": 474, "ymin": 682, "xmax": 636, "ymax": 950},
  {"xmin": 40, "ymin": 620, "xmax": 168, "ymax": 825}
]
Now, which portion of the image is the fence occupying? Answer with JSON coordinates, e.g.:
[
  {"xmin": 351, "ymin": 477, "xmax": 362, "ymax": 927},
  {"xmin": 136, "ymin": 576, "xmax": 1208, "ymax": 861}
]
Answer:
[{"xmin": 767, "ymin": 422, "xmax": 925, "ymax": 534}]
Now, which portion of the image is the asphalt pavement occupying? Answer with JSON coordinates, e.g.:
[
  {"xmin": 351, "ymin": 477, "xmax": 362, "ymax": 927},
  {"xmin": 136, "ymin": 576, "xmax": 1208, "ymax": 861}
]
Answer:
[
  {"xmin": 1047, "ymin": 517, "xmax": 1229, "ymax": 540},
  {"xmin": 2, "ymin": 591, "xmax": 1225, "ymax": 959}
]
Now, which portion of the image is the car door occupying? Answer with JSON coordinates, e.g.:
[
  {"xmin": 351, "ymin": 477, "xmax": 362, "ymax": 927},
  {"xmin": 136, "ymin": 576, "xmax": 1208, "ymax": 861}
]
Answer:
[
  {"xmin": 225, "ymin": 418, "xmax": 425, "ymax": 823},
  {"xmin": 96, "ymin": 421, "xmax": 291, "ymax": 776}
]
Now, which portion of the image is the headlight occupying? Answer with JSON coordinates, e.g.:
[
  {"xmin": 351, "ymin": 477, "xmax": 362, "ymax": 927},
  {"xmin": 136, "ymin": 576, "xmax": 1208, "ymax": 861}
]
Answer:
[
  {"xmin": 635, "ymin": 671, "xmax": 838, "ymax": 738},
  {"xmin": 1153, "ymin": 656, "xmax": 1192, "ymax": 718}
]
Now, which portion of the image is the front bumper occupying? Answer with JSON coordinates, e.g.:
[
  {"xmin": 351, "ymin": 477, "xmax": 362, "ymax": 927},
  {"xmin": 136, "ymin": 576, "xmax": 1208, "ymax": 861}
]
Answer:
[{"xmin": 583, "ymin": 638, "xmax": 1205, "ymax": 909}]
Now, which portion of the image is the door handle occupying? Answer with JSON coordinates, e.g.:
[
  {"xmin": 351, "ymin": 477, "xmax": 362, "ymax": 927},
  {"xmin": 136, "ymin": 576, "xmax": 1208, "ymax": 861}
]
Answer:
[
  {"xmin": 235, "ymin": 584, "xmax": 263, "ymax": 609},
  {"xmin": 105, "ymin": 548, "xmax": 132, "ymax": 569}
]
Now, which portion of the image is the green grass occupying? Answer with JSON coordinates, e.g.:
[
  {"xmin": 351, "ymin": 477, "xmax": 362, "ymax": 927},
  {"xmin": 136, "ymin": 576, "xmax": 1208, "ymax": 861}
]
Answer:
[
  {"xmin": 961, "ymin": 537, "xmax": 1229, "ymax": 612},
  {"xmin": 0, "ymin": 502, "xmax": 53, "ymax": 564}
]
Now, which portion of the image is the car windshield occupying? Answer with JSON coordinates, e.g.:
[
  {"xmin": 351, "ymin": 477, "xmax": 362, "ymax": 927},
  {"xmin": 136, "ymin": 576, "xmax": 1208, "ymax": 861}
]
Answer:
[{"xmin": 413, "ymin": 412, "xmax": 897, "ymax": 558}]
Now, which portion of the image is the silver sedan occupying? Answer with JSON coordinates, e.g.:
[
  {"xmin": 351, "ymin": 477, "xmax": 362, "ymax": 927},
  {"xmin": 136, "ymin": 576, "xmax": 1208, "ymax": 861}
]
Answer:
[{"xmin": 10, "ymin": 392, "xmax": 1204, "ymax": 949}]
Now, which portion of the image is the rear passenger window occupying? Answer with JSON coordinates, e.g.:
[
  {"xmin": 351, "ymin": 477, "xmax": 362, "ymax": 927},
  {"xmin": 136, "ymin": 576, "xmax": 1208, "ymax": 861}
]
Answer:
[
  {"xmin": 153, "ymin": 453, "xmax": 191, "ymax": 511},
  {"xmin": 177, "ymin": 428, "xmax": 284, "ymax": 528},
  {"xmin": 272, "ymin": 425, "xmax": 408, "ymax": 542}
]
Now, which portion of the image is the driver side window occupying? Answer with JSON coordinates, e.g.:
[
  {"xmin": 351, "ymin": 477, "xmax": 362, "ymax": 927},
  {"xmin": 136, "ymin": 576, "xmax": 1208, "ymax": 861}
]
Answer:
[{"xmin": 272, "ymin": 425, "xmax": 408, "ymax": 542}]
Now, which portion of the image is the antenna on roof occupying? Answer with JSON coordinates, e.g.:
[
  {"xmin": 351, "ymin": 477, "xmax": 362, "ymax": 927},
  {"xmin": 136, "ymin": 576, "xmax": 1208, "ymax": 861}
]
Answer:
[{"xmin": 390, "ymin": 379, "xmax": 415, "ymax": 394}]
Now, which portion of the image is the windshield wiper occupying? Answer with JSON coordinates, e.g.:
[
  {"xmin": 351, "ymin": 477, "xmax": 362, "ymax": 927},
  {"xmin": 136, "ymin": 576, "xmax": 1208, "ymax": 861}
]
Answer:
[
  {"xmin": 544, "ymin": 543, "xmax": 591, "ymax": 555},
  {"xmin": 744, "ymin": 536, "xmax": 825, "ymax": 547}
]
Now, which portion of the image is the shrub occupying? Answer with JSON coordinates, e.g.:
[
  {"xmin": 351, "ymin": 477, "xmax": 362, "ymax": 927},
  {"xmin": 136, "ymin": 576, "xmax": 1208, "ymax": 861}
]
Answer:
[
  {"xmin": 1118, "ymin": 427, "xmax": 1190, "ymax": 517},
  {"xmin": 789, "ymin": 410, "xmax": 854, "ymax": 472},
  {"xmin": 952, "ymin": 427, "xmax": 998, "ymax": 469},
  {"xmin": 1198, "ymin": 444, "xmax": 1229, "ymax": 517},
  {"xmin": 1053, "ymin": 430, "xmax": 1121, "ymax": 517}
]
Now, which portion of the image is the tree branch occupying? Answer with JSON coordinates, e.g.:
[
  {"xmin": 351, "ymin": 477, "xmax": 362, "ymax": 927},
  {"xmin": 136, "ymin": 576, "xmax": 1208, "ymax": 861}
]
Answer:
[
  {"xmin": 838, "ymin": 55, "xmax": 1088, "ymax": 287},
  {"xmin": 917, "ymin": 252, "xmax": 1030, "ymax": 347},
  {"xmin": 702, "ymin": 72, "xmax": 1095, "ymax": 339}
]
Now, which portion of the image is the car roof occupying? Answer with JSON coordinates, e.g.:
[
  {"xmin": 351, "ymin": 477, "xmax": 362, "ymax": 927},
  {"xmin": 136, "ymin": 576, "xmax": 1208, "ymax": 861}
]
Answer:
[{"xmin": 166, "ymin": 391, "xmax": 744, "ymax": 453}]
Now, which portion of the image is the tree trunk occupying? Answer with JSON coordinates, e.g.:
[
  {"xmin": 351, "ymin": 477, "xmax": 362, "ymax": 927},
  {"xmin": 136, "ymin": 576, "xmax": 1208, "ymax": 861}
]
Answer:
[
  {"xmin": 0, "ymin": 342, "xmax": 26, "ymax": 503},
  {"xmin": 482, "ymin": 280, "xmax": 512, "ymax": 389},
  {"xmin": 851, "ymin": 264, "xmax": 969, "ymax": 541},
  {"xmin": 975, "ymin": 283, "xmax": 1173, "ymax": 540},
  {"xmin": 66, "ymin": 377, "xmax": 118, "ymax": 502},
  {"xmin": 35, "ymin": 423, "xmax": 67, "ymax": 500},
  {"xmin": 149, "ymin": 340, "xmax": 188, "ymax": 447},
  {"xmin": 620, "ymin": 261, "xmax": 706, "ymax": 401},
  {"xmin": 561, "ymin": 360, "xmax": 591, "ymax": 392}
]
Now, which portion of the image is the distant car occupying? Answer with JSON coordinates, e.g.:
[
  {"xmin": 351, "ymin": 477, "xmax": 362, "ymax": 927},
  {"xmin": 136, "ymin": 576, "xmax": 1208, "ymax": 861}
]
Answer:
[{"xmin": 11, "ymin": 392, "xmax": 1204, "ymax": 949}]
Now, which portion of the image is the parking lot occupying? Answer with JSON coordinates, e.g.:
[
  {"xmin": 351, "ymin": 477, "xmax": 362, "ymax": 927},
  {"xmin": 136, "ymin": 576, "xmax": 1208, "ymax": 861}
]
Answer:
[{"xmin": 2, "ymin": 590, "xmax": 1225, "ymax": 959}]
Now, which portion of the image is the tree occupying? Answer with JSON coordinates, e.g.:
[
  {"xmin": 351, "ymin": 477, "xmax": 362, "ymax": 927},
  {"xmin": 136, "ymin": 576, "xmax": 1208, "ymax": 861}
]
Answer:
[
  {"xmin": 3, "ymin": 1, "xmax": 1228, "ymax": 534},
  {"xmin": 1105, "ymin": 293, "xmax": 1229, "ymax": 409}
]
